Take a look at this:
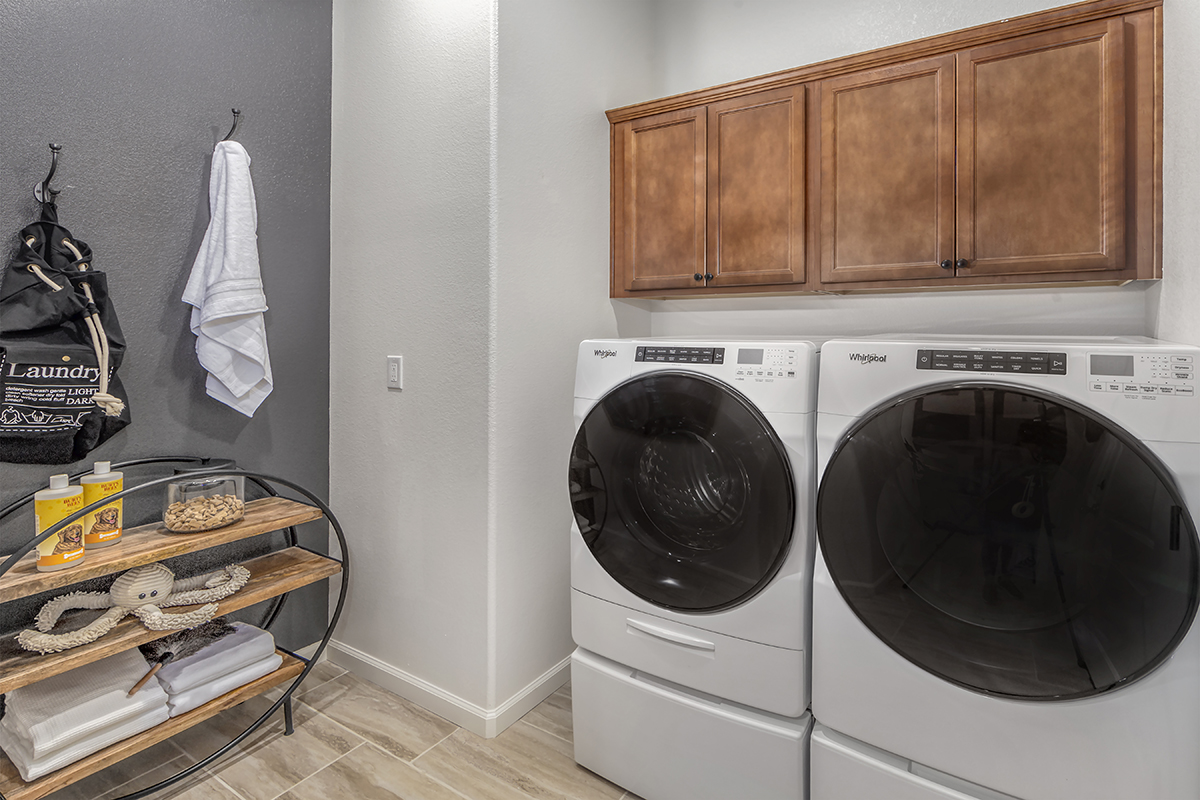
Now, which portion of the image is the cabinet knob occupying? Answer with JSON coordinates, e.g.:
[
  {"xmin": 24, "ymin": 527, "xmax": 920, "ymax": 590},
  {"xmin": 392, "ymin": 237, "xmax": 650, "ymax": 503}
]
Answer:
[
  {"xmin": 956, "ymin": 259, "xmax": 969, "ymax": 269},
  {"xmin": 704, "ymin": 273, "xmax": 714, "ymax": 281},
  {"xmin": 940, "ymin": 260, "xmax": 953, "ymax": 270},
  {"xmin": 694, "ymin": 273, "xmax": 703, "ymax": 281}
]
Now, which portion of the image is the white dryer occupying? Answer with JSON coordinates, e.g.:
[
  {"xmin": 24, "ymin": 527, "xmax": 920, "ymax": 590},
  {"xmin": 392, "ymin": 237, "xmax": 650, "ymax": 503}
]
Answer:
[
  {"xmin": 810, "ymin": 336, "xmax": 1200, "ymax": 800},
  {"xmin": 570, "ymin": 338, "xmax": 818, "ymax": 800}
]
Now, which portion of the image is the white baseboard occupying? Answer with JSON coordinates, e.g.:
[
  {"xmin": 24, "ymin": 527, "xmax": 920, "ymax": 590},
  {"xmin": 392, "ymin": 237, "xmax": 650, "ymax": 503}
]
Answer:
[
  {"xmin": 325, "ymin": 639, "xmax": 570, "ymax": 738},
  {"xmin": 293, "ymin": 640, "xmax": 324, "ymax": 661}
]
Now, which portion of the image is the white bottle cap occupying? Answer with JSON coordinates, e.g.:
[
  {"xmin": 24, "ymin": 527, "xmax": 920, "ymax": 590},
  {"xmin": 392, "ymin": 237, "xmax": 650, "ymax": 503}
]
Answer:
[
  {"xmin": 94, "ymin": 461, "xmax": 111, "ymax": 475},
  {"xmin": 49, "ymin": 474, "xmax": 69, "ymax": 490}
]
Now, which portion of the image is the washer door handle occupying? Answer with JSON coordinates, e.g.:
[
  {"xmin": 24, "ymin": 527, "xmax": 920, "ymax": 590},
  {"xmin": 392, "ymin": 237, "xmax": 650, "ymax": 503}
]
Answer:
[{"xmin": 626, "ymin": 619, "xmax": 716, "ymax": 651}]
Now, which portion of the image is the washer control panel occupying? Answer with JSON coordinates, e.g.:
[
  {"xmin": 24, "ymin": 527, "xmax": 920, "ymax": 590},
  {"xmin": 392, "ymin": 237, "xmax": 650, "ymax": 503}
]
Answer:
[
  {"xmin": 635, "ymin": 346, "xmax": 725, "ymax": 364},
  {"xmin": 1088, "ymin": 352, "xmax": 1194, "ymax": 397},
  {"xmin": 734, "ymin": 346, "xmax": 800, "ymax": 380},
  {"xmin": 916, "ymin": 349, "xmax": 1068, "ymax": 375}
]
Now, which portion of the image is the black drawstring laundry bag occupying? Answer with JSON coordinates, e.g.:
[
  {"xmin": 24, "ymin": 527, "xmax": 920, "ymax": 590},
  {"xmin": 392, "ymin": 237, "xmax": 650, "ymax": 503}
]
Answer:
[{"xmin": 0, "ymin": 203, "xmax": 130, "ymax": 464}]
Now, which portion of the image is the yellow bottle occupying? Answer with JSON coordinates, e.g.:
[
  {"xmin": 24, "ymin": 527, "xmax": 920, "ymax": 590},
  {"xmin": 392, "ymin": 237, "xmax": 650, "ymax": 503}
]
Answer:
[
  {"xmin": 34, "ymin": 474, "xmax": 86, "ymax": 572},
  {"xmin": 82, "ymin": 461, "xmax": 124, "ymax": 549}
]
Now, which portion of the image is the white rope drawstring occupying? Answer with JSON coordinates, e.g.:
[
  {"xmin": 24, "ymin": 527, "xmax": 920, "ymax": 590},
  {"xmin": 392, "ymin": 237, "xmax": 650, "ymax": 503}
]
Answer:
[
  {"xmin": 60, "ymin": 238, "xmax": 85, "ymax": 264},
  {"xmin": 26, "ymin": 263, "xmax": 64, "ymax": 291},
  {"xmin": 23, "ymin": 236, "xmax": 64, "ymax": 291},
  {"xmin": 78, "ymin": 283, "xmax": 124, "ymax": 417},
  {"xmin": 63, "ymin": 238, "xmax": 124, "ymax": 417},
  {"xmin": 61, "ymin": 237, "xmax": 90, "ymax": 272}
]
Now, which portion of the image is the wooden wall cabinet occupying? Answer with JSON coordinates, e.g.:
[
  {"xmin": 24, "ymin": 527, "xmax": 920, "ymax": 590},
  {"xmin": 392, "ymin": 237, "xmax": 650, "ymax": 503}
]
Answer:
[
  {"xmin": 607, "ymin": 0, "xmax": 1162, "ymax": 298},
  {"xmin": 611, "ymin": 86, "xmax": 807, "ymax": 296},
  {"xmin": 820, "ymin": 17, "xmax": 1137, "ymax": 288}
]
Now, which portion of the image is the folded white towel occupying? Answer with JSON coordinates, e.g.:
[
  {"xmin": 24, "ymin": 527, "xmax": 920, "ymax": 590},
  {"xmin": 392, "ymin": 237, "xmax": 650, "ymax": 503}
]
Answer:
[
  {"xmin": 166, "ymin": 652, "xmax": 283, "ymax": 717},
  {"xmin": 182, "ymin": 140, "xmax": 273, "ymax": 417},
  {"xmin": 154, "ymin": 621, "xmax": 276, "ymax": 695},
  {"xmin": 0, "ymin": 704, "xmax": 169, "ymax": 782},
  {"xmin": 2, "ymin": 649, "xmax": 168, "ymax": 759}
]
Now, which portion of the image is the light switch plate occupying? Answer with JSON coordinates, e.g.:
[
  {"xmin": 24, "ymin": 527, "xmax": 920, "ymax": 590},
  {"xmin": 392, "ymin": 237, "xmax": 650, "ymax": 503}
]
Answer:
[{"xmin": 387, "ymin": 355, "xmax": 403, "ymax": 390}]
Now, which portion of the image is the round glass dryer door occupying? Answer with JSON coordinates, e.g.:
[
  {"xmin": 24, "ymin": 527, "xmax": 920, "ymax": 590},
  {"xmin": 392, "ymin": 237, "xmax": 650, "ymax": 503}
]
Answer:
[
  {"xmin": 818, "ymin": 384, "xmax": 1199, "ymax": 700},
  {"xmin": 570, "ymin": 372, "xmax": 795, "ymax": 612}
]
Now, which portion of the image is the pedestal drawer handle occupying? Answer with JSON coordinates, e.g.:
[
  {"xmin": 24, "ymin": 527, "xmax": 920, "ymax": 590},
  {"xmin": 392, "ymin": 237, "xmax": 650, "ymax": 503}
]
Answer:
[{"xmin": 626, "ymin": 619, "xmax": 716, "ymax": 651}]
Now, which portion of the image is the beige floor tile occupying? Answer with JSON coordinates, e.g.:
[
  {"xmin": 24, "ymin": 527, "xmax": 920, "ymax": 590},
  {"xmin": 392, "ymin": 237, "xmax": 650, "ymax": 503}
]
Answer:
[
  {"xmin": 279, "ymin": 742, "xmax": 466, "ymax": 800},
  {"xmin": 168, "ymin": 695, "xmax": 363, "ymax": 800},
  {"xmin": 292, "ymin": 658, "xmax": 347, "ymax": 696},
  {"xmin": 40, "ymin": 668, "xmax": 617, "ymax": 800},
  {"xmin": 96, "ymin": 756, "xmax": 241, "ymax": 800},
  {"xmin": 415, "ymin": 720, "xmax": 624, "ymax": 800},
  {"xmin": 521, "ymin": 682, "xmax": 573, "ymax": 744},
  {"xmin": 262, "ymin": 657, "xmax": 349, "ymax": 705},
  {"xmin": 44, "ymin": 740, "xmax": 192, "ymax": 800},
  {"xmin": 298, "ymin": 672, "xmax": 458, "ymax": 761}
]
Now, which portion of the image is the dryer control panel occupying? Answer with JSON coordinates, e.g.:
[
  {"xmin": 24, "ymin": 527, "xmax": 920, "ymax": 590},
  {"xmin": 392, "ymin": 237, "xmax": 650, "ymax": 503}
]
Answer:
[
  {"xmin": 1088, "ymin": 352, "xmax": 1194, "ymax": 397},
  {"xmin": 732, "ymin": 346, "xmax": 800, "ymax": 380}
]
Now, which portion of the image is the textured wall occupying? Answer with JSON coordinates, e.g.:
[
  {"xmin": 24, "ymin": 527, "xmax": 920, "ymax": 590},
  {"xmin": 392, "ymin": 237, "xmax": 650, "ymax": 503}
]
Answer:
[{"xmin": 0, "ymin": 0, "xmax": 333, "ymax": 649}]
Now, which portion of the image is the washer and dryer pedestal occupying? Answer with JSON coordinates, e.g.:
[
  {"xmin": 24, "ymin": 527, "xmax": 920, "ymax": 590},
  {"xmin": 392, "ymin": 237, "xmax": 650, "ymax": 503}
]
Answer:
[{"xmin": 574, "ymin": 650, "xmax": 811, "ymax": 800}]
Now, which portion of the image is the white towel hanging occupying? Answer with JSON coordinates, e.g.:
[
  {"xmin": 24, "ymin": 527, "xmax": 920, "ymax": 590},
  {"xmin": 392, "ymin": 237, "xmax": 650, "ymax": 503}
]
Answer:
[{"xmin": 183, "ymin": 140, "xmax": 273, "ymax": 417}]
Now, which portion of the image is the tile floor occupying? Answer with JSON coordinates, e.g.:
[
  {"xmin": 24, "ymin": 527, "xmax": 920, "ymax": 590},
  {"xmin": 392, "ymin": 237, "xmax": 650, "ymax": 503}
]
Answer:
[{"xmin": 45, "ymin": 661, "xmax": 644, "ymax": 800}]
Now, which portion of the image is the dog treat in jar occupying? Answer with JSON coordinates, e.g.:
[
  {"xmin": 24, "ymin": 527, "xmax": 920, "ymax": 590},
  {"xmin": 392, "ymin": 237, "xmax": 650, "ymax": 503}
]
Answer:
[{"xmin": 164, "ymin": 474, "xmax": 245, "ymax": 533}]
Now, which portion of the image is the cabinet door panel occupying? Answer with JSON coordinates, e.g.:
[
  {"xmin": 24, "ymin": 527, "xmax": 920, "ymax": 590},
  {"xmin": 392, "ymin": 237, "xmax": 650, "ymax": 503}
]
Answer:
[
  {"xmin": 707, "ymin": 86, "xmax": 806, "ymax": 288},
  {"xmin": 618, "ymin": 109, "xmax": 707, "ymax": 292},
  {"xmin": 819, "ymin": 56, "xmax": 956, "ymax": 284},
  {"xmin": 957, "ymin": 19, "xmax": 1125, "ymax": 277}
]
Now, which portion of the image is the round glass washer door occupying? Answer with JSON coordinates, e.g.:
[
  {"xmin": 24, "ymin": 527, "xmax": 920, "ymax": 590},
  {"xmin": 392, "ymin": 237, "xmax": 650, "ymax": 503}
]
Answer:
[
  {"xmin": 569, "ymin": 371, "xmax": 795, "ymax": 612},
  {"xmin": 817, "ymin": 383, "xmax": 1199, "ymax": 701}
]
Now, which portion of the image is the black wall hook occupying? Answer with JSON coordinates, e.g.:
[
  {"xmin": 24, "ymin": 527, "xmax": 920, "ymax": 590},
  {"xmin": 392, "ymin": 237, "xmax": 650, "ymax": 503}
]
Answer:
[
  {"xmin": 222, "ymin": 109, "xmax": 241, "ymax": 141},
  {"xmin": 34, "ymin": 143, "xmax": 63, "ymax": 204}
]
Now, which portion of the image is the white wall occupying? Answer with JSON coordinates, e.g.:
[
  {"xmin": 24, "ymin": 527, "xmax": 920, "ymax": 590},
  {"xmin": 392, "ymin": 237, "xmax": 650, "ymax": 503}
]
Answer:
[
  {"xmin": 493, "ymin": 0, "xmax": 656, "ymax": 707},
  {"xmin": 330, "ymin": 0, "xmax": 495, "ymax": 716},
  {"xmin": 651, "ymin": 0, "xmax": 1053, "ymax": 97},
  {"xmin": 632, "ymin": 0, "xmax": 1193, "ymax": 346},
  {"xmin": 1154, "ymin": 0, "xmax": 1200, "ymax": 346},
  {"xmin": 329, "ymin": 0, "xmax": 653, "ymax": 734}
]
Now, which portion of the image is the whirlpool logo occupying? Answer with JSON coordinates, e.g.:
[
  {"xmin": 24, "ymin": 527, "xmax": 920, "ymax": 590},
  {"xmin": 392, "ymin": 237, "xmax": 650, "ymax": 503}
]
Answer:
[
  {"xmin": 593, "ymin": 349, "xmax": 618, "ymax": 359},
  {"xmin": 848, "ymin": 352, "xmax": 887, "ymax": 365}
]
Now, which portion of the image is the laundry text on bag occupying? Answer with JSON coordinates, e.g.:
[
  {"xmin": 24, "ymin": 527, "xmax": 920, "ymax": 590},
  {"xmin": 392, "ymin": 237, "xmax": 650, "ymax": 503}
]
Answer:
[{"xmin": 5, "ymin": 363, "xmax": 101, "ymax": 381}]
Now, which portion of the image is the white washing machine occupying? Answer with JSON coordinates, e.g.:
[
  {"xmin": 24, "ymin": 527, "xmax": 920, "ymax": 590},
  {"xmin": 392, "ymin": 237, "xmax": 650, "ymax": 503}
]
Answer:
[
  {"xmin": 810, "ymin": 336, "xmax": 1200, "ymax": 800},
  {"xmin": 569, "ymin": 338, "xmax": 818, "ymax": 800}
]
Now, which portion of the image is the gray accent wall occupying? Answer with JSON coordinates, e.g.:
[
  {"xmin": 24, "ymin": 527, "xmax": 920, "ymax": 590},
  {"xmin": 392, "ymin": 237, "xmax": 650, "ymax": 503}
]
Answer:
[{"xmin": 0, "ymin": 0, "xmax": 333, "ymax": 649}]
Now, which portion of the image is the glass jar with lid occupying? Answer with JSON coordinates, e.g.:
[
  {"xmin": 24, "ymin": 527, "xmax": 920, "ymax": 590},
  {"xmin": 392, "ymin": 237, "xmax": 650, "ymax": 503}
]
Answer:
[{"xmin": 163, "ymin": 460, "xmax": 245, "ymax": 533}]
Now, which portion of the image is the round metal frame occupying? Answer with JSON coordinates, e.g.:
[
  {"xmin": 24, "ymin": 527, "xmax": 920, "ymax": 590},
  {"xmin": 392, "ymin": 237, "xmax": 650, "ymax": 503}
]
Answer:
[{"xmin": 0, "ymin": 457, "xmax": 349, "ymax": 800}]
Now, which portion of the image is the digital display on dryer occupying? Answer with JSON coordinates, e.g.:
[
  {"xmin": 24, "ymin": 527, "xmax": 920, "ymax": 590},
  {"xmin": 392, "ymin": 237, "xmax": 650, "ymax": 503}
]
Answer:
[
  {"xmin": 737, "ymin": 349, "xmax": 764, "ymax": 365},
  {"xmin": 1090, "ymin": 354, "xmax": 1135, "ymax": 377}
]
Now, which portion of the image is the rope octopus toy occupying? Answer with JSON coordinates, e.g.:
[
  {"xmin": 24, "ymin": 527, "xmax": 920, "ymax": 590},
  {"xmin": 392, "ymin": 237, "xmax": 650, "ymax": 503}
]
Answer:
[{"xmin": 17, "ymin": 562, "xmax": 250, "ymax": 655}]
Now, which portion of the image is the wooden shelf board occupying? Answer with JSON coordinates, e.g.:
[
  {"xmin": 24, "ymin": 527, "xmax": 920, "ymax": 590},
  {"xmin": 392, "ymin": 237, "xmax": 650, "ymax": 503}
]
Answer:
[
  {"xmin": 0, "ymin": 547, "xmax": 340, "ymax": 695},
  {"xmin": 0, "ymin": 651, "xmax": 306, "ymax": 800},
  {"xmin": 0, "ymin": 497, "xmax": 325, "ymax": 606}
]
